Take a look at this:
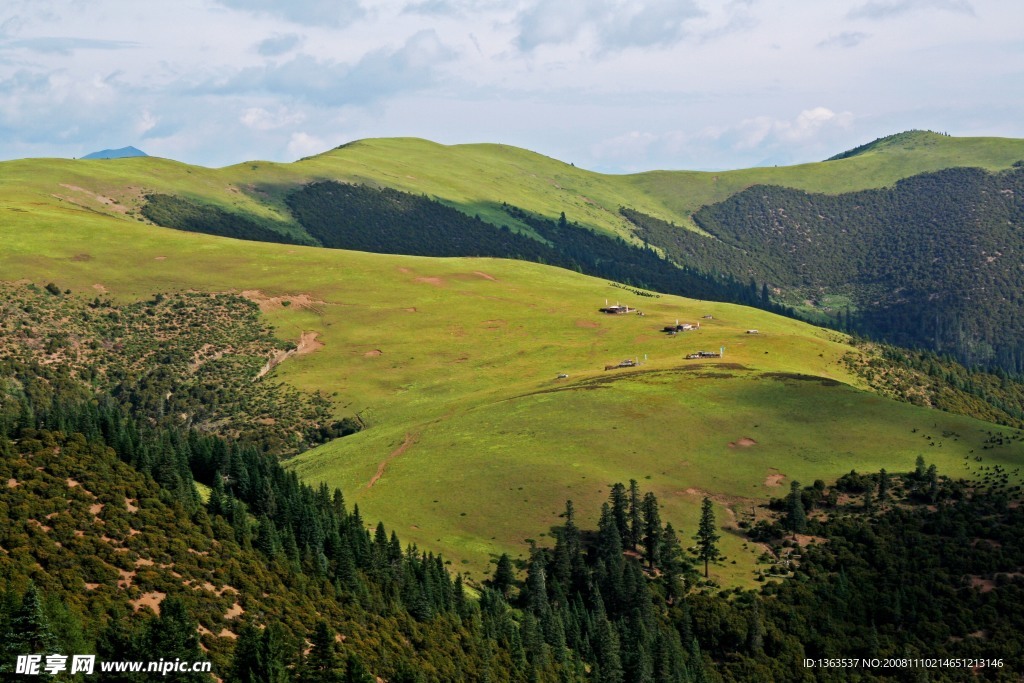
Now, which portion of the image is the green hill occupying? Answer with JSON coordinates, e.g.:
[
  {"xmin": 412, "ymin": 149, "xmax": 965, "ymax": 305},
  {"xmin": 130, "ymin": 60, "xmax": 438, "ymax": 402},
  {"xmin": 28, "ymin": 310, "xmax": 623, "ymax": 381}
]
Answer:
[{"xmin": 4, "ymin": 134, "xmax": 1024, "ymax": 679}]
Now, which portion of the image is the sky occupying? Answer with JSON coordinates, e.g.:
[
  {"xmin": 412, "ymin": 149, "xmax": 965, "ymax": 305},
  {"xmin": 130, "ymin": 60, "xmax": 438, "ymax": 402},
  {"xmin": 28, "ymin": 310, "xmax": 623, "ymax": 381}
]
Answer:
[{"xmin": 0, "ymin": 0, "xmax": 1021, "ymax": 172}]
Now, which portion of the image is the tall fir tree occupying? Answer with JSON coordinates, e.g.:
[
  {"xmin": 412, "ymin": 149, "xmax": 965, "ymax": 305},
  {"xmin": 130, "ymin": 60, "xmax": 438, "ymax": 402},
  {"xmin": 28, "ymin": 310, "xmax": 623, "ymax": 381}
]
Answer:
[{"xmin": 694, "ymin": 497, "xmax": 721, "ymax": 579}]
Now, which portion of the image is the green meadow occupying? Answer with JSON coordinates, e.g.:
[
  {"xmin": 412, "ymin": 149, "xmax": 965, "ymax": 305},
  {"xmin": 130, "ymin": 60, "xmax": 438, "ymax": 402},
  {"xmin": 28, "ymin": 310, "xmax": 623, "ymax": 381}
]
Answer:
[
  {"xmin": 3, "ymin": 135, "xmax": 1024, "ymax": 585},
  {"xmin": 5, "ymin": 131, "xmax": 1023, "ymax": 242}
]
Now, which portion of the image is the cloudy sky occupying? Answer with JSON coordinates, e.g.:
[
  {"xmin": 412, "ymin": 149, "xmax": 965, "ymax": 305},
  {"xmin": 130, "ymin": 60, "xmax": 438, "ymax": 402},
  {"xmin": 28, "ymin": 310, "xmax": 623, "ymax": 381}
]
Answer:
[{"xmin": 1, "ymin": 0, "xmax": 1021, "ymax": 172}]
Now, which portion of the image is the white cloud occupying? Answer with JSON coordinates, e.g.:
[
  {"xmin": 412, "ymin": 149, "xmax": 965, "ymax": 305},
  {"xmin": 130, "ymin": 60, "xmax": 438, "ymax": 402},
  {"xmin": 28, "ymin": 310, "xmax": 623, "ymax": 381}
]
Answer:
[
  {"xmin": 240, "ymin": 106, "xmax": 305, "ymax": 131},
  {"xmin": 287, "ymin": 131, "xmax": 327, "ymax": 158},
  {"xmin": 514, "ymin": 0, "xmax": 703, "ymax": 53},
  {"xmin": 848, "ymin": 0, "xmax": 975, "ymax": 20},
  {"xmin": 211, "ymin": 0, "xmax": 365, "ymax": 27},
  {"xmin": 817, "ymin": 31, "xmax": 869, "ymax": 48}
]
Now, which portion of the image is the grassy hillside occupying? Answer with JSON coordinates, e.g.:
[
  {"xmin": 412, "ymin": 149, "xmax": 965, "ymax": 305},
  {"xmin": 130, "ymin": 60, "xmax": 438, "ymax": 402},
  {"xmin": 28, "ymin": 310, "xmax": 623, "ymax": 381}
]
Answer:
[
  {"xmin": 2, "ymin": 186, "xmax": 1023, "ymax": 589},
  {"xmin": 5, "ymin": 131, "xmax": 1024, "ymax": 244}
]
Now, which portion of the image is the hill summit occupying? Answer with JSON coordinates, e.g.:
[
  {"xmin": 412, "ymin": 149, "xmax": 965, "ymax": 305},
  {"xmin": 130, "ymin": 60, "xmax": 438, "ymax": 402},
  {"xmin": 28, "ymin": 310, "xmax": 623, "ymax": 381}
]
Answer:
[{"xmin": 81, "ymin": 145, "xmax": 148, "ymax": 160}]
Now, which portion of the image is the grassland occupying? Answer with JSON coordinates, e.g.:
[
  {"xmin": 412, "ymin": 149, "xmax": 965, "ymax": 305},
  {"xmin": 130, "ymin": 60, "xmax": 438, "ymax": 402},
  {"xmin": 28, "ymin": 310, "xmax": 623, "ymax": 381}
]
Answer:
[
  {"xmin": 5, "ymin": 131, "xmax": 1024, "ymax": 243},
  {"xmin": 3, "ymin": 134, "xmax": 1024, "ymax": 586}
]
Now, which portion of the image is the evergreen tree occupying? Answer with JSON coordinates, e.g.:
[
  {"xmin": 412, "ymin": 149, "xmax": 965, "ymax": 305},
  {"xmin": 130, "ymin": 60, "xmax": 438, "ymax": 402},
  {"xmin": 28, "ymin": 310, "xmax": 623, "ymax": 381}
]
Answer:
[
  {"xmin": 641, "ymin": 492, "xmax": 662, "ymax": 570},
  {"xmin": 140, "ymin": 596, "xmax": 207, "ymax": 682},
  {"xmin": 694, "ymin": 497, "xmax": 721, "ymax": 579},
  {"xmin": 628, "ymin": 479, "xmax": 642, "ymax": 551},
  {"xmin": 300, "ymin": 621, "xmax": 342, "ymax": 683},
  {"xmin": 10, "ymin": 583, "xmax": 57, "ymax": 656},
  {"xmin": 878, "ymin": 469, "xmax": 890, "ymax": 504},
  {"xmin": 786, "ymin": 480, "xmax": 807, "ymax": 534},
  {"xmin": 492, "ymin": 553, "xmax": 516, "ymax": 598}
]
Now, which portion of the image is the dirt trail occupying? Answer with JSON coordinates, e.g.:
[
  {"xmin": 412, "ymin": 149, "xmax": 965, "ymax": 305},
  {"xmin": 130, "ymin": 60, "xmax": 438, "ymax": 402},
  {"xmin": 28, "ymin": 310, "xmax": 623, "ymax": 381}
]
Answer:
[
  {"xmin": 255, "ymin": 331, "xmax": 321, "ymax": 379},
  {"xmin": 368, "ymin": 433, "xmax": 417, "ymax": 489}
]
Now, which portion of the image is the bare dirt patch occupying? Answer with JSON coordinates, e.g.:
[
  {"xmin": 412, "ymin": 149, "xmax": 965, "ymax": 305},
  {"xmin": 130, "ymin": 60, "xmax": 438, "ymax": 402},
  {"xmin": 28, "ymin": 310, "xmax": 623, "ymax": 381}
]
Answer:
[
  {"xmin": 89, "ymin": 503, "xmax": 104, "ymax": 515},
  {"xmin": 7, "ymin": 478, "xmax": 18, "ymax": 488},
  {"xmin": 368, "ymin": 433, "xmax": 417, "ymax": 489},
  {"xmin": 405, "ymin": 307, "xmax": 417, "ymax": 312},
  {"xmin": 70, "ymin": 253, "xmax": 92, "ymax": 262},
  {"xmin": 125, "ymin": 498, "xmax": 138, "ymax": 513},
  {"xmin": 154, "ymin": 256, "xmax": 167, "ymax": 261},
  {"xmin": 969, "ymin": 576, "xmax": 996, "ymax": 593},
  {"xmin": 398, "ymin": 267, "xmax": 412, "ymax": 274},
  {"xmin": 92, "ymin": 283, "xmax": 107, "ymax": 293},
  {"xmin": 728, "ymin": 437, "xmax": 758, "ymax": 448},
  {"xmin": 224, "ymin": 603, "xmax": 245, "ymax": 620},
  {"xmin": 55, "ymin": 185, "xmax": 129, "ymax": 214},
  {"xmin": 218, "ymin": 629, "xmax": 238, "ymax": 640},
  {"xmin": 765, "ymin": 472, "xmax": 785, "ymax": 487},
  {"xmin": 473, "ymin": 271, "xmax": 497, "ymax": 281},
  {"xmin": 297, "ymin": 331, "xmax": 323, "ymax": 355},
  {"xmin": 135, "ymin": 557, "xmax": 155, "ymax": 567},
  {"xmin": 793, "ymin": 534, "xmax": 826, "ymax": 547},
  {"xmin": 240, "ymin": 290, "xmax": 326, "ymax": 314},
  {"xmin": 363, "ymin": 349, "xmax": 382, "ymax": 357},
  {"xmin": 256, "ymin": 331, "xmax": 322, "ymax": 379},
  {"xmin": 132, "ymin": 591, "xmax": 166, "ymax": 614},
  {"xmin": 414, "ymin": 276, "xmax": 444, "ymax": 286}
]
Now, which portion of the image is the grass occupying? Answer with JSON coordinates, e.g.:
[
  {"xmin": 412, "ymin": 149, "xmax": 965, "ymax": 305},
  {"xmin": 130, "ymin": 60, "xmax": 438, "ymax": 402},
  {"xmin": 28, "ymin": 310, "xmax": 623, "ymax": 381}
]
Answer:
[
  {"xmin": 5, "ymin": 132, "xmax": 1023, "ymax": 242},
  {"xmin": 3, "ymin": 134, "xmax": 1024, "ymax": 587}
]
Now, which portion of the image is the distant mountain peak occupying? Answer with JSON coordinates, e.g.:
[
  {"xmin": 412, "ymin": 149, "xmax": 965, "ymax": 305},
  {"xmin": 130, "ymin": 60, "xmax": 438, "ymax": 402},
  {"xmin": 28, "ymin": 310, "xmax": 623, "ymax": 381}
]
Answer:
[{"xmin": 81, "ymin": 146, "xmax": 148, "ymax": 160}]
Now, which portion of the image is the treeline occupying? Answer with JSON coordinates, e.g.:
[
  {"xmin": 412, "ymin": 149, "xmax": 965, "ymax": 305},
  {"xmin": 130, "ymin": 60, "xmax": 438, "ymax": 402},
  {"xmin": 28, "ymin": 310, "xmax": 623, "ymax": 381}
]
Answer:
[
  {"xmin": 0, "ymin": 283, "xmax": 353, "ymax": 456},
  {"xmin": 4, "ymin": 361, "xmax": 1024, "ymax": 680},
  {"xmin": 844, "ymin": 339, "xmax": 1024, "ymax": 428},
  {"xmin": 0, "ymin": 359, "xmax": 558, "ymax": 681},
  {"xmin": 284, "ymin": 181, "xmax": 800, "ymax": 317},
  {"xmin": 688, "ymin": 166, "xmax": 1024, "ymax": 372},
  {"xmin": 141, "ymin": 194, "xmax": 307, "ymax": 246}
]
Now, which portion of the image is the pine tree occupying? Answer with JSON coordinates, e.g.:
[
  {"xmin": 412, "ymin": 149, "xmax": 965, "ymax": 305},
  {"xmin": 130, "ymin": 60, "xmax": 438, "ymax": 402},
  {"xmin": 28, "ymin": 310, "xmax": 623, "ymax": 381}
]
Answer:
[
  {"xmin": 787, "ymin": 480, "xmax": 807, "ymax": 534},
  {"xmin": 300, "ymin": 621, "xmax": 342, "ymax": 683},
  {"xmin": 140, "ymin": 596, "xmax": 207, "ymax": 681},
  {"xmin": 641, "ymin": 492, "xmax": 662, "ymax": 570},
  {"xmin": 694, "ymin": 497, "xmax": 721, "ymax": 579},
  {"xmin": 492, "ymin": 553, "xmax": 516, "ymax": 598},
  {"xmin": 10, "ymin": 583, "xmax": 57, "ymax": 656},
  {"xmin": 628, "ymin": 479, "xmax": 642, "ymax": 551},
  {"xmin": 878, "ymin": 469, "xmax": 890, "ymax": 504}
]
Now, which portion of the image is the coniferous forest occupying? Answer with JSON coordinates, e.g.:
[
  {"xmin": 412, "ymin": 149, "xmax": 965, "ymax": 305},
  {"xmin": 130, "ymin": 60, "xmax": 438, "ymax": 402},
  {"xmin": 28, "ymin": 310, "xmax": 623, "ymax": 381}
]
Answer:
[
  {"xmin": 676, "ymin": 166, "xmax": 1024, "ymax": 373},
  {"xmin": 1, "ymin": 281, "xmax": 1023, "ymax": 681}
]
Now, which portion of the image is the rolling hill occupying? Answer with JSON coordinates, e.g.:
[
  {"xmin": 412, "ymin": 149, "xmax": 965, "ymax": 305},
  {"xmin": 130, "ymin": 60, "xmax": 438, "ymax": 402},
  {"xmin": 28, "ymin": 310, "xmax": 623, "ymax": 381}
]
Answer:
[{"xmin": 4, "ymin": 133, "xmax": 1024, "ymax": 680}]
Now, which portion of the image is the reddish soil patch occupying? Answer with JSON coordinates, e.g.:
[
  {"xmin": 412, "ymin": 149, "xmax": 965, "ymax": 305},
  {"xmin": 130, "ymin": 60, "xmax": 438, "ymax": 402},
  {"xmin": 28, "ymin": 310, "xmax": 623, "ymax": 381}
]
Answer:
[
  {"xmin": 728, "ymin": 437, "xmax": 758, "ymax": 448},
  {"xmin": 765, "ymin": 473, "xmax": 785, "ymax": 487},
  {"xmin": 969, "ymin": 576, "xmax": 996, "ymax": 593},
  {"xmin": 368, "ymin": 433, "xmax": 417, "ymax": 489},
  {"xmin": 414, "ymin": 276, "xmax": 444, "ymax": 286},
  {"xmin": 473, "ymin": 271, "xmax": 497, "ymax": 281},
  {"xmin": 398, "ymin": 267, "xmax": 412, "ymax": 274},
  {"xmin": 363, "ymin": 349, "xmax": 383, "ymax": 357},
  {"xmin": 132, "ymin": 591, "xmax": 166, "ymax": 614}
]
